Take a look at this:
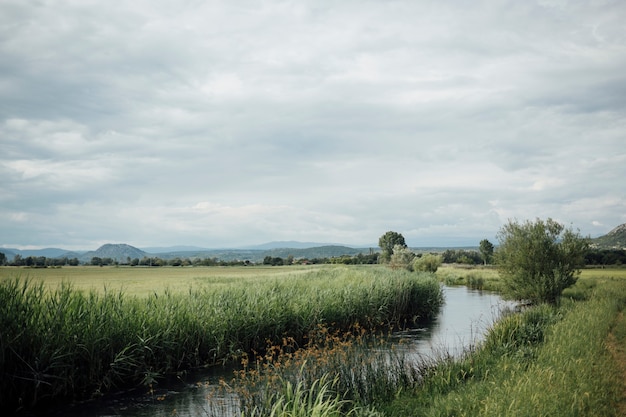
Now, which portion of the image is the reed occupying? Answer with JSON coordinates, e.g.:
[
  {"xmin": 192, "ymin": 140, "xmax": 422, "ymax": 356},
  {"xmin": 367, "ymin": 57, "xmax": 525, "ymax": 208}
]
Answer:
[
  {"xmin": 0, "ymin": 267, "xmax": 442, "ymax": 413},
  {"xmin": 222, "ymin": 324, "xmax": 417, "ymax": 417}
]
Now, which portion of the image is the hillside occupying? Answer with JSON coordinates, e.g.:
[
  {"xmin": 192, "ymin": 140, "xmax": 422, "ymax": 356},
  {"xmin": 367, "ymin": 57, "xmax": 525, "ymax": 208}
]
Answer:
[
  {"xmin": 79, "ymin": 244, "xmax": 147, "ymax": 263},
  {"xmin": 592, "ymin": 223, "xmax": 626, "ymax": 249},
  {"xmin": 152, "ymin": 245, "xmax": 372, "ymax": 262}
]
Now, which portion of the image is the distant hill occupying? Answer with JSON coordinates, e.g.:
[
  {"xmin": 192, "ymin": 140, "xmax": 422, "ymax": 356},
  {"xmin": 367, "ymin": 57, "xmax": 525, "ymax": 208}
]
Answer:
[
  {"xmin": 245, "ymin": 241, "xmax": 350, "ymax": 250},
  {"xmin": 150, "ymin": 245, "xmax": 372, "ymax": 262},
  {"xmin": 141, "ymin": 245, "xmax": 210, "ymax": 253},
  {"xmin": 0, "ymin": 247, "xmax": 74, "ymax": 260},
  {"xmin": 79, "ymin": 244, "xmax": 147, "ymax": 263},
  {"xmin": 592, "ymin": 223, "xmax": 626, "ymax": 249}
]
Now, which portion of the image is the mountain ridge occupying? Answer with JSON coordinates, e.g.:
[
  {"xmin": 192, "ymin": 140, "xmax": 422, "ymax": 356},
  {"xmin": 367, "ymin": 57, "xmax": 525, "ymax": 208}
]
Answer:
[{"xmin": 591, "ymin": 223, "xmax": 626, "ymax": 249}]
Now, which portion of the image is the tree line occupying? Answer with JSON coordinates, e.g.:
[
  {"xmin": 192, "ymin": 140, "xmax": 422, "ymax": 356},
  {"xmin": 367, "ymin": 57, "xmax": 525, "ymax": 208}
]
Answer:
[{"xmin": 1, "ymin": 229, "xmax": 623, "ymax": 270}]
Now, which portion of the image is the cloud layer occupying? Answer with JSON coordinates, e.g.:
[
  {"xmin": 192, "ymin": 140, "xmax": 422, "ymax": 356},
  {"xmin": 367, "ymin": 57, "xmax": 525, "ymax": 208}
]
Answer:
[{"xmin": 1, "ymin": 0, "xmax": 625, "ymax": 249}]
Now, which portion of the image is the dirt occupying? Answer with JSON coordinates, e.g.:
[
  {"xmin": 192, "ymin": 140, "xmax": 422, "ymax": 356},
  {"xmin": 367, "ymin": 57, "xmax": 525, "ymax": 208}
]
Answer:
[{"xmin": 607, "ymin": 311, "xmax": 626, "ymax": 416}]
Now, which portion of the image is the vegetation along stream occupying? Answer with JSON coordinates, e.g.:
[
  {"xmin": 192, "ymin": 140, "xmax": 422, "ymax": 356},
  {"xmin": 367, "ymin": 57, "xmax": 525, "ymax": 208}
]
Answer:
[{"xmin": 36, "ymin": 285, "xmax": 513, "ymax": 417}]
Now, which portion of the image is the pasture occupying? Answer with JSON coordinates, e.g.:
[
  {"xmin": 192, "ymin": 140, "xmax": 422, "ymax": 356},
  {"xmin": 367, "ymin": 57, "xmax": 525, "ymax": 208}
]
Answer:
[{"xmin": 0, "ymin": 264, "xmax": 327, "ymax": 296}]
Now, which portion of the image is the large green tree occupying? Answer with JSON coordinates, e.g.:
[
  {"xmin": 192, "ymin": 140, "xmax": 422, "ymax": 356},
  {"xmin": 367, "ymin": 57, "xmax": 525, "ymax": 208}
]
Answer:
[
  {"xmin": 378, "ymin": 231, "xmax": 407, "ymax": 263},
  {"xmin": 495, "ymin": 218, "xmax": 589, "ymax": 304},
  {"xmin": 479, "ymin": 239, "xmax": 494, "ymax": 265}
]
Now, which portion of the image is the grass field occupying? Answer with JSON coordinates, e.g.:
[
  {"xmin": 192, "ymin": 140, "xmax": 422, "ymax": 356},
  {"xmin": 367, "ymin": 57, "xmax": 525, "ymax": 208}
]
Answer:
[
  {"xmin": 0, "ymin": 264, "xmax": 328, "ymax": 296},
  {"xmin": 3, "ymin": 264, "xmax": 625, "ymax": 416},
  {"xmin": 0, "ymin": 264, "xmax": 443, "ymax": 414}
]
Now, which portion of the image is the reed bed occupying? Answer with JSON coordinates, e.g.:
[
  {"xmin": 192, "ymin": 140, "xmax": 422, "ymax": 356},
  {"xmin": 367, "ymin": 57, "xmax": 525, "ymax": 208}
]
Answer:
[
  {"xmin": 0, "ymin": 267, "xmax": 442, "ymax": 413},
  {"xmin": 219, "ymin": 324, "xmax": 419, "ymax": 417}
]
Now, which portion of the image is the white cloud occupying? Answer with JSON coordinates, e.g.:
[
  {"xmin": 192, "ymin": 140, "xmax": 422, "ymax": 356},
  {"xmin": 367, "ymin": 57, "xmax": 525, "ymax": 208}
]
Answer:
[{"xmin": 1, "ymin": 0, "xmax": 625, "ymax": 248}]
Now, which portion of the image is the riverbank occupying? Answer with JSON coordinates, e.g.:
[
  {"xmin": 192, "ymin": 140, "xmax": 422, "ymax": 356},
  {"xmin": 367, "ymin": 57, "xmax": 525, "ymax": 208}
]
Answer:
[
  {"xmin": 382, "ymin": 274, "xmax": 626, "ymax": 416},
  {"xmin": 0, "ymin": 266, "xmax": 443, "ymax": 415}
]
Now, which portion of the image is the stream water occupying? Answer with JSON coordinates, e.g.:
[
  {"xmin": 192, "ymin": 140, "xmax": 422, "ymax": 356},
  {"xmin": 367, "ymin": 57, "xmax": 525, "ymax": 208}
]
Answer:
[{"xmin": 39, "ymin": 286, "xmax": 513, "ymax": 417}]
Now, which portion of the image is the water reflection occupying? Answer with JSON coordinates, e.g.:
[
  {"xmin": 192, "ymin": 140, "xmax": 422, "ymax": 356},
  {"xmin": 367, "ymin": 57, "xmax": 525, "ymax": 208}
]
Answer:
[{"xmin": 391, "ymin": 285, "xmax": 516, "ymax": 360}]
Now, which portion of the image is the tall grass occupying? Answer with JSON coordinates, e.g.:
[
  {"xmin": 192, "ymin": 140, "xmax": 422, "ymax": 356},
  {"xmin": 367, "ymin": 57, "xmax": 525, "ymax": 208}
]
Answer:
[
  {"xmin": 382, "ymin": 275, "xmax": 626, "ymax": 417},
  {"xmin": 221, "ymin": 324, "xmax": 418, "ymax": 417},
  {"xmin": 436, "ymin": 266, "xmax": 501, "ymax": 291},
  {"xmin": 0, "ymin": 267, "xmax": 442, "ymax": 413}
]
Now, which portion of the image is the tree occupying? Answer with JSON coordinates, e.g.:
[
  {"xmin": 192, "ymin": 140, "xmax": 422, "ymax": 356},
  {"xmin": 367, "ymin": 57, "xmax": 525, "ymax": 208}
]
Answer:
[
  {"xmin": 389, "ymin": 245, "xmax": 415, "ymax": 271},
  {"xmin": 378, "ymin": 231, "xmax": 407, "ymax": 263},
  {"xmin": 495, "ymin": 218, "xmax": 589, "ymax": 304},
  {"xmin": 479, "ymin": 239, "xmax": 494, "ymax": 265}
]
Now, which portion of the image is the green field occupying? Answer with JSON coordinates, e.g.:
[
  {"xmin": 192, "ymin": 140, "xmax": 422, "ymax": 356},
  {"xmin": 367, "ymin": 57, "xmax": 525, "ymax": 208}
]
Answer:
[
  {"xmin": 0, "ymin": 264, "xmax": 326, "ymax": 296},
  {"xmin": 0, "ymin": 264, "xmax": 443, "ymax": 414},
  {"xmin": 2, "ymin": 265, "xmax": 625, "ymax": 416}
]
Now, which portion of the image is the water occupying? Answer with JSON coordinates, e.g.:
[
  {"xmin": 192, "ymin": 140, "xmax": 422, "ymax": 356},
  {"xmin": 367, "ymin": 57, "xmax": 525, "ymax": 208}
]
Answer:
[{"xmin": 39, "ymin": 286, "xmax": 512, "ymax": 417}]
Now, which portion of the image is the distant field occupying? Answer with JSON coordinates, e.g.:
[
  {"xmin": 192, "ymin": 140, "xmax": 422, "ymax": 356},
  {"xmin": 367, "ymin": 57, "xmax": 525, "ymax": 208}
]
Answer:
[
  {"xmin": 580, "ymin": 267, "xmax": 626, "ymax": 279},
  {"xmin": 0, "ymin": 264, "xmax": 333, "ymax": 296},
  {"xmin": 1, "ymin": 264, "xmax": 623, "ymax": 297}
]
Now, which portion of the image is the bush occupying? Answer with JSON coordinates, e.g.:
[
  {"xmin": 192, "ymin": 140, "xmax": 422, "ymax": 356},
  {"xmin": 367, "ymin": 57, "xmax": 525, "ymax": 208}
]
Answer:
[
  {"xmin": 495, "ymin": 218, "xmax": 589, "ymax": 304},
  {"xmin": 413, "ymin": 254, "xmax": 443, "ymax": 273}
]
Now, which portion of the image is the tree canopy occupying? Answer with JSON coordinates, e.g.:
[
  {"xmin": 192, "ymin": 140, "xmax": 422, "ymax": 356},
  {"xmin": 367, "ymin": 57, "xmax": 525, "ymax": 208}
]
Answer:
[
  {"xmin": 495, "ymin": 218, "xmax": 589, "ymax": 304},
  {"xmin": 378, "ymin": 231, "xmax": 407, "ymax": 263},
  {"xmin": 479, "ymin": 239, "xmax": 494, "ymax": 265}
]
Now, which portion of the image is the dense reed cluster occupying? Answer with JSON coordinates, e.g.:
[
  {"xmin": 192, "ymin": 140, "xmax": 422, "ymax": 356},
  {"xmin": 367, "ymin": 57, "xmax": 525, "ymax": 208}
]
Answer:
[
  {"xmin": 220, "ymin": 324, "xmax": 423, "ymax": 416},
  {"xmin": 0, "ymin": 267, "xmax": 443, "ymax": 413}
]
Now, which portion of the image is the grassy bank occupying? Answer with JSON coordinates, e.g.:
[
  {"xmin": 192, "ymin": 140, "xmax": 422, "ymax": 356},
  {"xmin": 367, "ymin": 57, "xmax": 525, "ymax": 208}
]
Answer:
[
  {"xmin": 0, "ymin": 266, "xmax": 443, "ymax": 414},
  {"xmin": 436, "ymin": 265, "xmax": 502, "ymax": 291},
  {"xmin": 381, "ymin": 273, "xmax": 626, "ymax": 416}
]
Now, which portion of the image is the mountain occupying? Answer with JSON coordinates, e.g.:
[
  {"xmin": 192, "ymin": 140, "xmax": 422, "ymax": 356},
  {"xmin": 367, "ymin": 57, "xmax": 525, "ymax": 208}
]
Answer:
[
  {"xmin": 0, "ymin": 247, "xmax": 74, "ymax": 259},
  {"xmin": 592, "ymin": 223, "xmax": 626, "ymax": 249},
  {"xmin": 79, "ymin": 244, "xmax": 147, "ymax": 263},
  {"xmin": 141, "ymin": 245, "xmax": 210, "ymax": 253},
  {"xmin": 244, "ymin": 241, "xmax": 351, "ymax": 250}
]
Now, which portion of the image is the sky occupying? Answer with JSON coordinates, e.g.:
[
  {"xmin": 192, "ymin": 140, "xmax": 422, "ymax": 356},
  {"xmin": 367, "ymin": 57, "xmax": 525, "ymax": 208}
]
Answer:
[{"xmin": 1, "ymin": 0, "xmax": 625, "ymax": 250}]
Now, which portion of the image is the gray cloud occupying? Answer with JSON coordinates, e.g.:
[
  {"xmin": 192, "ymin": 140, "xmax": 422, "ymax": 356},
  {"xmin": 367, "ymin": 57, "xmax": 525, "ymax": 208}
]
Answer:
[{"xmin": 1, "ymin": 0, "xmax": 625, "ymax": 250}]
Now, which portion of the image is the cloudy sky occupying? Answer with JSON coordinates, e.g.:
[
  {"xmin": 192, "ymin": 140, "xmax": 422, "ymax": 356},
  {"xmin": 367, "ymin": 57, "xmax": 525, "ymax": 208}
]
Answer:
[{"xmin": 1, "ymin": 0, "xmax": 625, "ymax": 250}]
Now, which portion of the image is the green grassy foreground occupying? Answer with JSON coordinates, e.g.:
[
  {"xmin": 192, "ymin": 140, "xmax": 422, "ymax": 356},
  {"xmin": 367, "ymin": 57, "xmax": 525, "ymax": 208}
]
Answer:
[
  {"xmin": 229, "ymin": 268, "xmax": 626, "ymax": 417},
  {"xmin": 0, "ymin": 265, "xmax": 443, "ymax": 414},
  {"xmin": 381, "ymin": 274, "xmax": 626, "ymax": 416}
]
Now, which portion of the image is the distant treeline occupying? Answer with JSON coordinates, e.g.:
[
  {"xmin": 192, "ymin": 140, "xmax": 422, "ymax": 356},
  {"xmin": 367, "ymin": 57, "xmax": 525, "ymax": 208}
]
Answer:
[{"xmin": 1, "ymin": 248, "xmax": 624, "ymax": 267}]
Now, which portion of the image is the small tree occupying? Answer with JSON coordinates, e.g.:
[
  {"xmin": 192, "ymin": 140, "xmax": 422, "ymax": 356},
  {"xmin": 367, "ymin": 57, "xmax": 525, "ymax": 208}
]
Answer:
[
  {"xmin": 378, "ymin": 231, "xmax": 407, "ymax": 263},
  {"xmin": 495, "ymin": 218, "xmax": 589, "ymax": 304},
  {"xmin": 389, "ymin": 245, "xmax": 415, "ymax": 271},
  {"xmin": 479, "ymin": 239, "xmax": 494, "ymax": 265},
  {"xmin": 413, "ymin": 253, "xmax": 443, "ymax": 273}
]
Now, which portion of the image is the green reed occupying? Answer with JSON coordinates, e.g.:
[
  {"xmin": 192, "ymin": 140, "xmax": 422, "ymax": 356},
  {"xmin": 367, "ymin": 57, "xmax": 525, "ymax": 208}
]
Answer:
[{"xmin": 0, "ymin": 267, "xmax": 442, "ymax": 413}]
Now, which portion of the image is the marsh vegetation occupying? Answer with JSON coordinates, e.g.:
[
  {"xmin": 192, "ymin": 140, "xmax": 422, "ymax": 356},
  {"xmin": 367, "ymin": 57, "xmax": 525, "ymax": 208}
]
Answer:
[
  {"xmin": 2, "ymin": 264, "xmax": 626, "ymax": 416},
  {"xmin": 0, "ymin": 265, "xmax": 442, "ymax": 414}
]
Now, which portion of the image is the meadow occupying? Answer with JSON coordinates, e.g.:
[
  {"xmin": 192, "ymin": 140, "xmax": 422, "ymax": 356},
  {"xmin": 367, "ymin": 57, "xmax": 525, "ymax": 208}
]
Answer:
[
  {"xmin": 0, "ymin": 265, "xmax": 443, "ymax": 414},
  {"xmin": 2, "ymin": 265, "xmax": 625, "ymax": 416},
  {"xmin": 209, "ymin": 266, "xmax": 626, "ymax": 417},
  {"xmin": 0, "ymin": 264, "xmax": 323, "ymax": 296}
]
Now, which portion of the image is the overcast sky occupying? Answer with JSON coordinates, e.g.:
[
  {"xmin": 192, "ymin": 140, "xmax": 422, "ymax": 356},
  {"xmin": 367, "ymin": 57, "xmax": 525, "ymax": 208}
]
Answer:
[{"xmin": 1, "ymin": 0, "xmax": 625, "ymax": 250}]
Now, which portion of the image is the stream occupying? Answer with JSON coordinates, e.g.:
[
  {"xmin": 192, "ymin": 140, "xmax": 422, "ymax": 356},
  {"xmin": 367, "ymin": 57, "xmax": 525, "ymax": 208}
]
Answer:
[{"xmin": 39, "ymin": 286, "xmax": 513, "ymax": 417}]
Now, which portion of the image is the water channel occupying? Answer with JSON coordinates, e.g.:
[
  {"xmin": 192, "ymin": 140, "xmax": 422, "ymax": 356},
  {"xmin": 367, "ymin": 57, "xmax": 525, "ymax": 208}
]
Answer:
[{"xmin": 41, "ymin": 286, "xmax": 513, "ymax": 417}]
